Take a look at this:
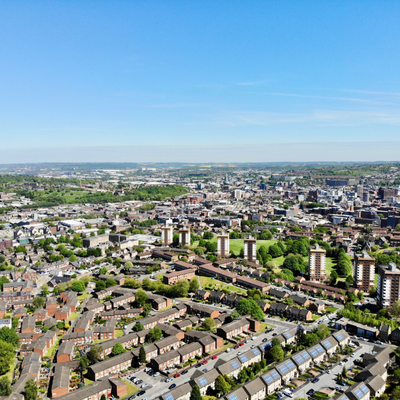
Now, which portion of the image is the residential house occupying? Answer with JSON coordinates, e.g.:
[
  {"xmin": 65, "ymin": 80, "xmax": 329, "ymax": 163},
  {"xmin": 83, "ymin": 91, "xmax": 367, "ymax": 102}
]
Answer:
[
  {"xmin": 177, "ymin": 342, "xmax": 203, "ymax": 363},
  {"xmin": 243, "ymin": 377, "xmax": 266, "ymax": 400},
  {"xmin": 260, "ymin": 369, "xmax": 282, "ymax": 395},
  {"xmin": 87, "ymin": 351, "xmax": 134, "ymax": 381},
  {"xmin": 224, "ymin": 387, "xmax": 249, "ymax": 400},
  {"xmin": 275, "ymin": 359, "xmax": 298, "ymax": 384},
  {"xmin": 192, "ymin": 369, "xmax": 220, "ymax": 396},
  {"xmin": 308, "ymin": 343, "xmax": 327, "ymax": 364},
  {"xmin": 151, "ymin": 349, "xmax": 181, "ymax": 371},
  {"xmin": 291, "ymin": 350, "xmax": 312, "ymax": 373},
  {"xmin": 160, "ymin": 383, "xmax": 192, "ymax": 400},
  {"xmin": 320, "ymin": 336, "xmax": 339, "ymax": 356},
  {"xmin": 56, "ymin": 341, "xmax": 75, "ymax": 363}
]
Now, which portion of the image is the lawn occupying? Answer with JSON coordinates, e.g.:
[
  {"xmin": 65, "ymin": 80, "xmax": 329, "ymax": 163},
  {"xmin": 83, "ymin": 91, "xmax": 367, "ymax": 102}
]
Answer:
[
  {"xmin": 193, "ymin": 238, "xmax": 277, "ymax": 255},
  {"xmin": 115, "ymin": 329, "xmax": 124, "ymax": 338},
  {"xmin": 85, "ymin": 377, "xmax": 94, "ymax": 386},
  {"xmin": 122, "ymin": 380, "xmax": 139, "ymax": 398},
  {"xmin": 221, "ymin": 285, "xmax": 247, "ymax": 294},
  {"xmin": 199, "ymin": 276, "xmax": 226, "ymax": 289},
  {"xmin": 69, "ymin": 312, "xmax": 80, "ymax": 320},
  {"xmin": 156, "ymin": 274, "xmax": 163, "ymax": 280},
  {"xmin": 325, "ymin": 257, "xmax": 335, "ymax": 278},
  {"xmin": 78, "ymin": 292, "xmax": 90, "ymax": 300},
  {"xmin": 312, "ymin": 315, "xmax": 321, "ymax": 321},
  {"xmin": 45, "ymin": 334, "xmax": 63, "ymax": 358},
  {"xmin": 5, "ymin": 359, "xmax": 17, "ymax": 382},
  {"xmin": 258, "ymin": 322, "xmax": 273, "ymax": 332},
  {"xmin": 325, "ymin": 306, "xmax": 338, "ymax": 313},
  {"xmin": 210, "ymin": 341, "xmax": 233, "ymax": 354}
]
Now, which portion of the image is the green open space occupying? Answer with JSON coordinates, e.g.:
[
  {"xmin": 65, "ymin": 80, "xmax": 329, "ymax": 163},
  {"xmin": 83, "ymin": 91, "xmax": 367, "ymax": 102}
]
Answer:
[
  {"xmin": 199, "ymin": 276, "xmax": 226, "ymax": 289},
  {"xmin": 193, "ymin": 238, "xmax": 277, "ymax": 255},
  {"xmin": 45, "ymin": 334, "xmax": 63, "ymax": 358},
  {"xmin": 69, "ymin": 312, "xmax": 80, "ymax": 320},
  {"xmin": 325, "ymin": 306, "xmax": 338, "ymax": 313},
  {"xmin": 85, "ymin": 378, "xmax": 94, "ymax": 386},
  {"xmin": 115, "ymin": 329, "xmax": 124, "ymax": 338},
  {"xmin": 122, "ymin": 380, "xmax": 139, "ymax": 398},
  {"xmin": 78, "ymin": 292, "xmax": 90, "ymax": 300}
]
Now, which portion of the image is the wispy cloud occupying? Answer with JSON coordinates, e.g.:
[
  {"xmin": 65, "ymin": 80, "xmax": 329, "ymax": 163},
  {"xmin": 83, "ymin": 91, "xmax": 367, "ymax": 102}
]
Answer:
[
  {"xmin": 264, "ymin": 92, "xmax": 398, "ymax": 106},
  {"xmin": 218, "ymin": 109, "xmax": 400, "ymax": 127},
  {"xmin": 339, "ymin": 89, "xmax": 400, "ymax": 97}
]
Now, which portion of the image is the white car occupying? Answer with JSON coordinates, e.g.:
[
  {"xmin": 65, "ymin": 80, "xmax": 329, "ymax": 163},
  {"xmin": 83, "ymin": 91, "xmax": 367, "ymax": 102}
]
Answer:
[
  {"xmin": 154, "ymin": 372, "xmax": 160, "ymax": 377},
  {"xmin": 327, "ymin": 369, "xmax": 332, "ymax": 374},
  {"xmin": 141, "ymin": 384, "xmax": 149, "ymax": 389},
  {"xmin": 251, "ymin": 336, "xmax": 257, "ymax": 341}
]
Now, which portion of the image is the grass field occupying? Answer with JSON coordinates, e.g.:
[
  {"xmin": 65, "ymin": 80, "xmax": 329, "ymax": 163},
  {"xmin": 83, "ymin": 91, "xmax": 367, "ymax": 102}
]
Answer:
[
  {"xmin": 115, "ymin": 329, "xmax": 124, "ymax": 338},
  {"xmin": 193, "ymin": 238, "xmax": 277, "ymax": 255},
  {"xmin": 69, "ymin": 312, "xmax": 80, "ymax": 320},
  {"xmin": 222, "ymin": 285, "xmax": 247, "ymax": 294},
  {"xmin": 78, "ymin": 292, "xmax": 90, "ymax": 300},
  {"xmin": 325, "ymin": 306, "xmax": 338, "ymax": 313},
  {"xmin": 45, "ymin": 334, "xmax": 63, "ymax": 358},
  {"xmin": 199, "ymin": 276, "xmax": 226, "ymax": 289},
  {"xmin": 122, "ymin": 380, "xmax": 139, "ymax": 398}
]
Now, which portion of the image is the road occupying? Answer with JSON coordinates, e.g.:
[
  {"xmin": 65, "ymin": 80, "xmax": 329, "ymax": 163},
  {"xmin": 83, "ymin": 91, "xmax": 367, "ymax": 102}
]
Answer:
[{"xmin": 124, "ymin": 322, "xmax": 290, "ymax": 400}]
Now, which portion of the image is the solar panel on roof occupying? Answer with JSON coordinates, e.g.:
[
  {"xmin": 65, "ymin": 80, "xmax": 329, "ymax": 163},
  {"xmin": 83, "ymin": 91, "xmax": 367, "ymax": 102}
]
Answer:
[
  {"xmin": 354, "ymin": 389, "xmax": 363, "ymax": 399},
  {"xmin": 323, "ymin": 340, "xmax": 332, "ymax": 348},
  {"xmin": 279, "ymin": 365, "xmax": 288, "ymax": 373},
  {"xmin": 252, "ymin": 348, "xmax": 260, "ymax": 356},
  {"xmin": 336, "ymin": 333, "xmax": 343, "ymax": 340},
  {"xmin": 239, "ymin": 355, "xmax": 248, "ymax": 362},
  {"xmin": 198, "ymin": 377, "xmax": 207, "ymax": 386},
  {"xmin": 229, "ymin": 395, "xmax": 239, "ymax": 400},
  {"xmin": 264, "ymin": 374, "xmax": 273, "ymax": 384},
  {"xmin": 164, "ymin": 394, "xmax": 174, "ymax": 400},
  {"xmin": 303, "ymin": 352, "xmax": 310, "ymax": 359},
  {"xmin": 360, "ymin": 384, "xmax": 369, "ymax": 394},
  {"xmin": 316, "ymin": 345, "xmax": 324, "ymax": 353},
  {"xmin": 342, "ymin": 396, "xmax": 349, "ymax": 400},
  {"xmin": 310, "ymin": 349, "xmax": 318, "ymax": 357},
  {"xmin": 271, "ymin": 370, "xmax": 280, "ymax": 380},
  {"xmin": 286, "ymin": 361, "xmax": 295, "ymax": 369},
  {"xmin": 284, "ymin": 332, "xmax": 292, "ymax": 338},
  {"xmin": 295, "ymin": 355, "xmax": 303, "ymax": 363},
  {"xmin": 231, "ymin": 361, "xmax": 239, "ymax": 369}
]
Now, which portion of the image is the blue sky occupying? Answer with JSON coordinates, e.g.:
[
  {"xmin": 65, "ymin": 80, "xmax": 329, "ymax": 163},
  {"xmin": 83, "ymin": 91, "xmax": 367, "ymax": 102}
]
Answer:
[{"xmin": 1, "ymin": 1, "xmax": 400, "ymax": 163}]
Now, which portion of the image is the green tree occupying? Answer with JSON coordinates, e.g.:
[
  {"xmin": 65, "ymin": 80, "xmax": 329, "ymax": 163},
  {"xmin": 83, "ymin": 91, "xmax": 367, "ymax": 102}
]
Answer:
[
  {"xmin": 0, "ymin": 340, "xmax": 15, "ymax": 375},
  {"xmin": 87, "ymin": 345, "xmax": 103, "ymax": 365},
  {"xmin": 0, "ymin": 276, "xmax": 10, "ymax": 291},
  {"xmin": 393, "ymin": 368, "xmax": 400, "ymax": 383},
  {"xmin": 270, "ymin": 345, "xmax": 284, "ymax": 362},
  {"xmin": 202, "ymin": 318, "xmax": 216, "ymax": 331},
  {"xmin": 330, "ymin": 270, "xmax": 339, "ymax": 284},
  {"xmin": 0, "ymin": 376, "xmax": 11, "ymax": 396},
  {"xmin": 304, "ymin": 333, "xmax": 320, "ymax": 347},
  {"xmin": 132, "ymin": 322, "xmax": 144, "ymax": 332},
  {"xmin": 147, "ymin": 327, "xmax": 162, "ymax": 342},
  {"xmin": 189, "ymin": 277, "xmax": 199, "ymax": 292},
  {"xmin": 112, "ymin": 343, "xmax": 126, "ymax": 356},
  {"xmin": 71, "ymin": 280, "xmax": 86, "ymax": 292},
  {"xmin": 237, "ymin": 368, "xmax": 249, "ymax": 383},
  {"xmin": 69, "ymin": 254, "xmax": 77, "ymax": 262},
  {"xmin": 80, "ymin": 356, "xmax": 89, "ymax": 372},
  {"xmin": 315, "ymin": 324, "xmax": 330, "ymax": 340},
  {"xmin": 0, "ymin": 327, "xmax": 20, "ymax": 347},
  {"xmin": 99, "ymin": 267, "xmax": 108, "ymax": 275},
  {"xmin": 96, "ymin": 280, "xmax": 106, "ymax": 291},
  {"xmin": 231, "ymin": 309, "xmax": 241, "ymax": 320},
  {"xmin": 24, "ymin": 379, "xmax": 38, "ymax": 400},
  {"xmin": 190, "ymin": 385, "xmax": 202, "ymax": 400},
  {"xmin": 135, "ymin": 290, "xmax": 148, "ymax": 306},
  {"xmin": 139, "ymin": 346, "xmax": 147, "ymax": 364},
  {"xmin": 342, "ymin": 365, "xmax": 348, "ymax": 378},
  {"xmin": 214, "ymin": 375, "xmax": 230, "ymax": 395},
  {"xmin": 124, "ymin": 261, "xmax": 133, "ymax": 269},
  {"xmin": 391, "ymin": 300, "xmax": 400, "ymax": 318},
  {"xmin": 33, "ymin": 296, "xmax": 46, "ymax": 309},
  {"xmin": 106, "ymin": 278, "xmax": 117, "ymax": 288}
]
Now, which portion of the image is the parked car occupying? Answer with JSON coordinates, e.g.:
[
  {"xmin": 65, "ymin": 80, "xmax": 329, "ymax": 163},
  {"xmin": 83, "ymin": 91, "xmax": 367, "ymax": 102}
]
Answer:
[
  {"xmin": 154, "ymin": 372, "xmax": 160, "ymax": 377},
  {"xmin": 311, "ymin": 378, "xmax": 320, "ymax": 383},
  {"xmin": 202, "ymin": 360, "xmax": 208, "ymax": 365},
  {"xmin": 141, "ymin": 384, "xmax": 148, "ymax": 389},
  {"xmin": 262, "ymin": 338, "xmax": 269, "ymax": 342},
  {"xmin": 202, "ymin": 368, "xmax": 208, "ymax": 372},
  {"xmin": 307, "ymin": 389, "xmax": 315, "ymax": 396},
  {"xmin": 251, "ymin": 345, "xmax": 256, "ymax": 349},
  {"xmin": 174, "ymin": 373, "xmax": 181, "ymax": 378},
  {"xmin": 165, "ymin": 378, "xmax": 173, "ymax": 383},
  {"xmin": 169, "ymin": 384, "xmax": 177, "ymax": 390},
  {"xmin": 239, "ymin": 342, "xmax": 244, "ymax": 346},
  {"xmin": 212, "ymin": 355, "xmax": 217, "ymax": 360},
  {"xmin": 234, "ymin": 345, "xmax": 240, "ymax": 349},
  {"xmin": 272, "ymin": 333, "xmax": 277, "ymax": 336},
  {"xmin": 137, "ymin": 391, "xmax": 146, "ymax": 396},
  {"xmin": 181, "ymin": 370, "xmax": 189, "ymax": 375},
  {"xmin": 237, "ymin": 351, "xmax": 243, "ymax": 356}
]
